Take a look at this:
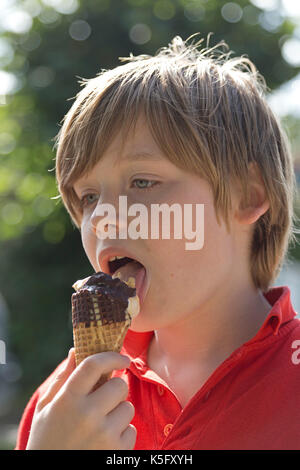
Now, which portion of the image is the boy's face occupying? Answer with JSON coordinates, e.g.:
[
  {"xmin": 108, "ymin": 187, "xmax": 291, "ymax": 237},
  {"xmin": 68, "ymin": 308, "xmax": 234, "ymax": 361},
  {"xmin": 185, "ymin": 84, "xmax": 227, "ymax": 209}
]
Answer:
[{"xmin": 73, "ymin": 115, "xmax": 239, "ymax": 332}]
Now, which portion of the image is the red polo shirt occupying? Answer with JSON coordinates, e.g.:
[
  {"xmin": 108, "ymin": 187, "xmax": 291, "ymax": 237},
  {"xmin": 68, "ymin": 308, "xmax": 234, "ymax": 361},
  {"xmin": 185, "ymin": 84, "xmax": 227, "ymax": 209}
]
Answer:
[{"xmin": 16, "ymin": 286, "xmax": 300, "ymax": 450}]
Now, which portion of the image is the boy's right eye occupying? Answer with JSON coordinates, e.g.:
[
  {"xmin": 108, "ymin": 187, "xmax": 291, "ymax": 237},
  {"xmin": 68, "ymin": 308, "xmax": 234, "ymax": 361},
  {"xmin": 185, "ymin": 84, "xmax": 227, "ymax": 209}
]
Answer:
[{"xmin": 80, "ymin": 193, "xmax": 99, "ymax": 208}]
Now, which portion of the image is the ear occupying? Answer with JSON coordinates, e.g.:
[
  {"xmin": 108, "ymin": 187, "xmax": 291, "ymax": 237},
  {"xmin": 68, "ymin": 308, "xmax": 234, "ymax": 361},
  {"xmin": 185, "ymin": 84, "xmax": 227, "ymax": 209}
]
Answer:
[{"xmin": 234, "ymin": 162, "xmax": 270, "ymax": 225}]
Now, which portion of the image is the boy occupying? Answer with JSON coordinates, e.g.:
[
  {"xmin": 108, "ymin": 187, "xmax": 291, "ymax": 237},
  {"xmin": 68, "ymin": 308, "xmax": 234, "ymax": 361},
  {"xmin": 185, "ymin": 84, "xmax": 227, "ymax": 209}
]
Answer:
[{"xmin": 16, "ymin": 36, "xmax": 300, "ymax": 450}]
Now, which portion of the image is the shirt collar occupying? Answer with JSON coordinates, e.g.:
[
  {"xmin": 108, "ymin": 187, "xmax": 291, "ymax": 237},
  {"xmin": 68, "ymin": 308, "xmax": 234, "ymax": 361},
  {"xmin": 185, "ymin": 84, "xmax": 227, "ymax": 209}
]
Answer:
[
  {"xmin": 122, "ymin": 285, "xmax": 297, "ymax": 362},
  {"xmin": 249, "ymin": 285, "xmax": 297, "ymax": 342}
]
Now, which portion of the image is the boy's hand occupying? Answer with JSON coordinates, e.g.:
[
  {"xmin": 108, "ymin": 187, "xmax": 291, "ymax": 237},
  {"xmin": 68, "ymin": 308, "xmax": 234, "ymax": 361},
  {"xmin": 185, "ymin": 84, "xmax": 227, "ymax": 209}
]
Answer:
[{"xmin": 26, "ymin": 349, "xmax": 136, "ymax": 450}]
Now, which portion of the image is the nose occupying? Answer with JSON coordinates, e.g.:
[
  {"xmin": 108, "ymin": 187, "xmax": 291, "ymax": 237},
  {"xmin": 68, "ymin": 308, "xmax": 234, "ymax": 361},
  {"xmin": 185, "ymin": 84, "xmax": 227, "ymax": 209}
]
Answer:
[
  {"xmin": 91, "ymin": 199, "xmax": 116, "ymax": 237},
  {"xmin": 90, "ymin": 196, "xmax": 128, "ymax": 238}
]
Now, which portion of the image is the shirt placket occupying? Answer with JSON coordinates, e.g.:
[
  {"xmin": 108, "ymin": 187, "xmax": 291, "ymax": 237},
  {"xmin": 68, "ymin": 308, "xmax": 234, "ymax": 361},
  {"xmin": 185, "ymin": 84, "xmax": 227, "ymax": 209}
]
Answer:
[
  {"xmin": 131, "ymin": 357, "xmax": 183, "ymax": 448},
  {"xmin": 159, "ymin": 348, "xmax": 248, "ymax": 449},
  {"xmin": 131, "ymin": 344, "xmax": 256, "ymax": 449}
]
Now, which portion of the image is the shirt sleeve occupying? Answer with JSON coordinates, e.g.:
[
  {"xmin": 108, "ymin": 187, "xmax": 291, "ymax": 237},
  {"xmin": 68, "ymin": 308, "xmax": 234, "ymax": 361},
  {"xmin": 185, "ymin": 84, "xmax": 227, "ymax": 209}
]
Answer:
[{"xmin": 15, "ymin": 387, "xmax": 40, "ymax": 450}]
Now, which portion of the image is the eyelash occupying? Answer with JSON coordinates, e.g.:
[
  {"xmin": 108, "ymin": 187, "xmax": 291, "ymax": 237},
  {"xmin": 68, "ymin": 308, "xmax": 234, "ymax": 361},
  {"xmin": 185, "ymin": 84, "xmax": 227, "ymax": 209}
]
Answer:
[
  {"xmin": 80, "ymin": 193, "xmax": 99, "ymax": 208},
  {"xmin": 79, "ymin": 179, "xmax": 159, "ymax": 208},
  {"xmin": 131, "ymin": 178, "xmax": 159, "ymax": 191}
]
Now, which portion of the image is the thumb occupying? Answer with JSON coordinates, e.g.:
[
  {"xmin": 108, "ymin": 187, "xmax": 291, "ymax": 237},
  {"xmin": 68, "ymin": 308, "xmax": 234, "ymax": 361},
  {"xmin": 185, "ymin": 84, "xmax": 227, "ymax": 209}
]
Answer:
[{"xmin": 37, "ymin": 348, "xmax": 76, "ymax": 410}]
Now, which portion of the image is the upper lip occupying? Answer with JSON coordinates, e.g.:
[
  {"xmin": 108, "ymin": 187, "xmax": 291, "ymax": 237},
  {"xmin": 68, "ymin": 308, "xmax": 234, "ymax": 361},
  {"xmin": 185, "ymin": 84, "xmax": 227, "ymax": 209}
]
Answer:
[{"xmin": 98, "ymin": 246, "xmax": 143, "ymax": 275}]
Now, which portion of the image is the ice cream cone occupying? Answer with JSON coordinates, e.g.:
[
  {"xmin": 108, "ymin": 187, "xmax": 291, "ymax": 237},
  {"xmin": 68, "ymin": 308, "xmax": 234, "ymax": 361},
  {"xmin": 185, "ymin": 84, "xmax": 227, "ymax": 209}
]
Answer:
[{"xmin": 71, "ymin": 272, "xmax": 140, "ymax": 388}]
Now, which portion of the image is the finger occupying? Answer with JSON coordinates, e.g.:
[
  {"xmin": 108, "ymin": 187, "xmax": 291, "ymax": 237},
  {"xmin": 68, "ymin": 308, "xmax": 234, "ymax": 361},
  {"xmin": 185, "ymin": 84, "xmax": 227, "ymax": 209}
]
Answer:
[
  {"xmin": 89, "ymin": 377, "xmax": 129, "ymax": 415},
  {"xmin": 66, "ymin": 352, "xmax": 130, "ymax": 397},
  {"xmin": 37, "ymin": 348, "xmax": 76, "ymax": 410},
  {"xmin": 120, "ymin": 424, "xmax": 137, "ymax": 450},
  {"xmin": 106, "ymin": 401, "xmax": 135, "ymax": 434}
]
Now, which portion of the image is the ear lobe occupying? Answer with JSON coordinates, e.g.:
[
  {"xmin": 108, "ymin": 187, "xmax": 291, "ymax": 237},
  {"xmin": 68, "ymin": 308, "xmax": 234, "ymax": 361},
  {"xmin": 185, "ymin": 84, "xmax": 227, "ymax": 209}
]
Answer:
[{"xmin": 234, "ymin": 163, "xmax": 270, "ymax": 225}]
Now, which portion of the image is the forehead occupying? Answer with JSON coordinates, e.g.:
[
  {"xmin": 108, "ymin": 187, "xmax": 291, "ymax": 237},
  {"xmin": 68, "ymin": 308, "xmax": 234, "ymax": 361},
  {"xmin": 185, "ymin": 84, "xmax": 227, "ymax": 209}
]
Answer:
[
  {"xmin": 72, "ymin": 116, "xmax": 173, "ymax": 190},
  {"xmin": 98, "ymin": 115, "xmax": 166, "ymax": 168}
]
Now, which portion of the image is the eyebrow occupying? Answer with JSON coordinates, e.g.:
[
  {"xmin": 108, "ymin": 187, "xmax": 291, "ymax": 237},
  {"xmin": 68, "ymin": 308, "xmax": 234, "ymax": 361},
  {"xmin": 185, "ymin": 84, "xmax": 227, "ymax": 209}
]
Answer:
[
  {"xmin": 73, "ymin": 150, "xmax": 164, "ymax": 193},
  {"xmin": 118, "ymin": 151, "xmax": 163, "ymax": 163}
]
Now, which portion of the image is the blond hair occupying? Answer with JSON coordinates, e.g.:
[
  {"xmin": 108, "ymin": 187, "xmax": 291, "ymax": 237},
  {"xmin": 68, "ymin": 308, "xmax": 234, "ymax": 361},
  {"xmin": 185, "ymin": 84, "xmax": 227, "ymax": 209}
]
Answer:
[{"xmin": 55, "ymin": 34, "xmax": 299, "ymax": 292}]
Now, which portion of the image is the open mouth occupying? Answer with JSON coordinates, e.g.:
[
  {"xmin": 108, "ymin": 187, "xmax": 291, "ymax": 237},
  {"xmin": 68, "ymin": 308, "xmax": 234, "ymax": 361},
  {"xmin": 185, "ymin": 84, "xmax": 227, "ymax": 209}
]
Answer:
[
  {"xmin": 108, "ymin": 255, "xmax": 147, "ymax": 304},
  {"xmin": 108, "ymin": 256, "xmax": 143, "ymax": 276},
  {"xmin": 108, "ymin": 256, "xmax": 147, "ymax": 305}
]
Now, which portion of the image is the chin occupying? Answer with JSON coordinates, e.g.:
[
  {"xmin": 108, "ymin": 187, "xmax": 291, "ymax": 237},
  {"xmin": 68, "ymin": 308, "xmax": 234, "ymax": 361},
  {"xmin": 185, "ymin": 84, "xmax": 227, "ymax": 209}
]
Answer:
[
  {"xmin": 129, "ymin": 314, "xmax": 155, "ymax": 333},
  {"xmin": 130, "ymin": 308, "xmax": 175, "ymax": 333},
  {"xmin": 129, "ymin": 305, "xmax": 160, "ymax": 332}
]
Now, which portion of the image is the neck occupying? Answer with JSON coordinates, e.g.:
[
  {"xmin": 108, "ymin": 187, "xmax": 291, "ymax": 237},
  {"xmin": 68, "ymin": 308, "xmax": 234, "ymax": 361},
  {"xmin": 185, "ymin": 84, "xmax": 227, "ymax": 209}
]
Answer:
[{"xmin": 148, "ymin": 282, "xmax": 271, "ymax": 368}]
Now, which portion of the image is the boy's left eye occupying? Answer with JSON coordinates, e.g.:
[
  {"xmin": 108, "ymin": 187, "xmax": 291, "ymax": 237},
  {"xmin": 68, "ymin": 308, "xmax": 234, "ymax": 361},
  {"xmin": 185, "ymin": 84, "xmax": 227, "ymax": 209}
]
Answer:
[{"xmin": 131, "ymin": 179, "xmax": 158, "ymax": 190}]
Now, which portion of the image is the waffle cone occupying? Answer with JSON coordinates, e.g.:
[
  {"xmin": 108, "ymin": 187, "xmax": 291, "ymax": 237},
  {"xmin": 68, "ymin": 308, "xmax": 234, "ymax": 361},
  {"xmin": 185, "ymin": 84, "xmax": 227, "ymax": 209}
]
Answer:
[
  {"xmin": 71, "ymin": 272, "xmax": 139, "ymax": 389},
  {"xmin": 73, "ymin": 312, "xmax": 131, "ymax": 387}
]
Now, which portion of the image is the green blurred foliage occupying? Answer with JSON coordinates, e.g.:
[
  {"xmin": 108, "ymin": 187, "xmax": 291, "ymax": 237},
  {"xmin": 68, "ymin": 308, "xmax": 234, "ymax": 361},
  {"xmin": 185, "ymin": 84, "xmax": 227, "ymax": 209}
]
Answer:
[{"xmin": 0, "ymin": 0, "xmax": 300, "ymax": 420}]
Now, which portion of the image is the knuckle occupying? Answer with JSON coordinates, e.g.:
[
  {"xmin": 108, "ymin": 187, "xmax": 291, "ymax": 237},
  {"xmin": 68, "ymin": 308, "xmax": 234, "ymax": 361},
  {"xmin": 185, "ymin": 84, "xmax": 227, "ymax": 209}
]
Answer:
[
  {"xmin": 52, "ymin": 388, "xmax": 72, "ymax": 413},
  {"xmin": 79, "ymin": 354, "xmax": 104, "ymax": 379},
  {"xmin": 112, "ymin": 377, "xmax": 128, "ymax": 396},
  {"xmin": 82, "ymin": 354, "xmax": 99, "ymax": 372},
  {"xmin": 55, "ymin": 368, "xmax": 67, "ymax": 381},
  {"xmin": 36, "ymin": 397, "xmax": 46, "ymax": 413}
]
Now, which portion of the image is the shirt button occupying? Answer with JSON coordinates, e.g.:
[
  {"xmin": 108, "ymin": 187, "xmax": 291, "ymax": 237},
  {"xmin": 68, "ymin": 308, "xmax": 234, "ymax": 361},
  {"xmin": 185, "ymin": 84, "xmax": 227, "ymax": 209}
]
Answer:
[
  {"xmin": 163, "ymin": 423, "xmax": 173, "ymax": 437},
  {"xmin": 157, "ymin": 385, "xmax": 164, "ymax": 396}
]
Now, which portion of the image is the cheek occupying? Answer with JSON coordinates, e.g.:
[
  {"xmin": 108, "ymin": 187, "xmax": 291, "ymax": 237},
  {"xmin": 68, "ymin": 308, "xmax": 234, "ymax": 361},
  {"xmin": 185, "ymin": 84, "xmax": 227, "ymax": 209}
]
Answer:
[
  {"xmin": 149, "ymin": 240, "xmax": 194, "ymax": 296},
  {"xmin": 193, "ymin": 210, "xmax": 235, "ymax": 290},
  {"xmin": 162, "ymin": 209, "xmax": 232, "ymax": 286},
  {"xmin": 81, "ymin": 224, "xmax": 98, "ymax": 268}
]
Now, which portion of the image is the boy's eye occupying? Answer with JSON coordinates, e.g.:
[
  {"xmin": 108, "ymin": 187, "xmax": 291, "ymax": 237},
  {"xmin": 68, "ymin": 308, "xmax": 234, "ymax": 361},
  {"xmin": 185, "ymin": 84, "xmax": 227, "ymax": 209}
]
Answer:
[
  {"xmin": 131, "ymin": 179, "xmax": 158, "ymax": 190},
  {"xmin": 79, "ymin": 180, "xmax": 158, "ymax": 209},
  {"xmin": 80, "ymin": 193, "xmax": 99, "ymax": 208}
]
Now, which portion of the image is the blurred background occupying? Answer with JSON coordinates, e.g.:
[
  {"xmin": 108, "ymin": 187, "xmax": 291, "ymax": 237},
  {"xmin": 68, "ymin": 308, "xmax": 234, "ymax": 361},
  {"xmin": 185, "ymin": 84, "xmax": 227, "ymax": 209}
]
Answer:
[{"xmin": 0, "ymin": 0, "xmax": 299, "ymax": 449}]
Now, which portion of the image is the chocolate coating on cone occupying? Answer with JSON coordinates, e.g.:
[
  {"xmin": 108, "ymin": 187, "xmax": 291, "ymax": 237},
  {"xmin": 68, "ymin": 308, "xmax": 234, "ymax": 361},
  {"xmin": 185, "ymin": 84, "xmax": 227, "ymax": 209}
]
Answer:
[{"xmin": 72, "ymin": 271, "xmax": 136, "ymax": 327}]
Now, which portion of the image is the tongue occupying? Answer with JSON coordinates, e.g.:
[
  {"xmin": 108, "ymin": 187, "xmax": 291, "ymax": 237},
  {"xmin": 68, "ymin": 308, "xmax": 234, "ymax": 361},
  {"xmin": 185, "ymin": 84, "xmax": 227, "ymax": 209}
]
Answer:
[{"xmin": 112, "ymin": 261, "xmax": 146, "ymax": 301}]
